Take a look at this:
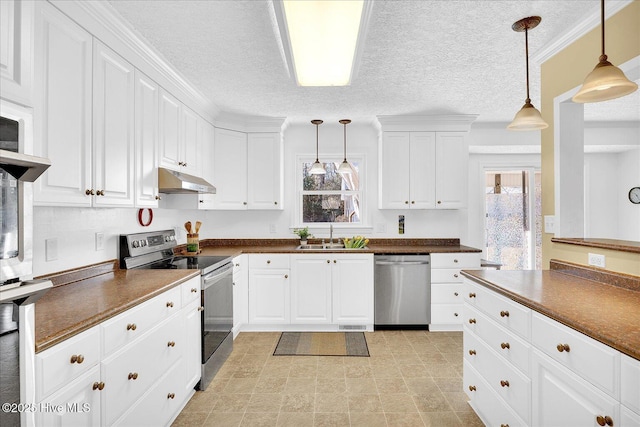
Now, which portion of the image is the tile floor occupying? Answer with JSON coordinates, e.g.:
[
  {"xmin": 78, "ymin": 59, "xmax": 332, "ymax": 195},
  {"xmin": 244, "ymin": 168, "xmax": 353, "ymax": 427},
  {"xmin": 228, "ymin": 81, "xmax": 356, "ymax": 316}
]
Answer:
[{"xmin": 172, "ymin": 330, "xmax": 484, "ymax": 427}]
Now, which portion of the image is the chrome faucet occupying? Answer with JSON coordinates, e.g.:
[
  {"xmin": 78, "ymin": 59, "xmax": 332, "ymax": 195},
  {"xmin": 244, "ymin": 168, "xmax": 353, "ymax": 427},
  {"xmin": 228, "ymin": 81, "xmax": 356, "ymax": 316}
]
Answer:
[{"xmin": 329, "ymin": 224, "xmax": 334, "ymax": 245}]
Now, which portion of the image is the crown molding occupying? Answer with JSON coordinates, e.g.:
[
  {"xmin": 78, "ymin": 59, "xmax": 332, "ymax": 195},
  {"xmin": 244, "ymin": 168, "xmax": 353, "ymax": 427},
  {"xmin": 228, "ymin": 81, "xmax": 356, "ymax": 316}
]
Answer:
[
  {"xmin": 214, "ymin": 111, "xmax": 286, "ymax": 133},
  {"xmin": 376, "ymin": 114, "xmax": 479, "ymax": 132},
  {"xmin": 532, "ymin": 0, "xmax": 634, "ymax": 65}
]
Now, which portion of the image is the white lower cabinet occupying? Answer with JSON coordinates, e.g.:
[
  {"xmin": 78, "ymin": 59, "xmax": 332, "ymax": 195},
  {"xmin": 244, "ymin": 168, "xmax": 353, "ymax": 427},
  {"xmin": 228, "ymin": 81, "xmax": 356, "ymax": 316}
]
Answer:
[
  {"xmin": 232, "ymin": 255, "xmax": 248, "ymax": 335},
  {"xmin": 32, "ymin": 277, "xmax": 201, "ymax": 427},
  {"xmin": 430, "ymin": 252, "xmax": 480, "ymax": 331},
  {"xmin": 247, "ymin": 253, "xmax": 373, "ymax": 329},
  {"xmin": 464, "ymin": 276, "xmax": 639, "ymax": 427},
  {"xmin": 532, "ymin": 350, "xmax": 619, "ymax": 427}
]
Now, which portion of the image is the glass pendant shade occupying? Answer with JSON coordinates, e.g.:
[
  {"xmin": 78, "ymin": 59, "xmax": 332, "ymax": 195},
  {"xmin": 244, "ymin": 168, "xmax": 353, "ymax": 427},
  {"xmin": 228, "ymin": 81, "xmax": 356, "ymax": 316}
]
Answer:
[
  {"xmin": 572, "ymin": 0, "xmax": 637, "ymax": 103},
  {"xmin": 309, "ymin": 119, "xmax": 326, "ymax": 175},
  {"xmin": 572, "ymin": 58, "xmax": 638, "ymax": 103},
  {"xmin": 338, "ymin": 119, "xmax": 352, "ymax": 174},
  {"xmin": 507, "ymin": 16, "xmax": 548, "ymax": 131},
  {"xmin": 508, "ymin": 100, "xmax": 548, "ymax": 131}
]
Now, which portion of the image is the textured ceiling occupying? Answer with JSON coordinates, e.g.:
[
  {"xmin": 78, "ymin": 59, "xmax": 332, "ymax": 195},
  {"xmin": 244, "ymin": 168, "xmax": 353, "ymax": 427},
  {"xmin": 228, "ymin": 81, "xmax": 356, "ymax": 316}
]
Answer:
[{"xmin": 107, "ymin": 0, "xmax": 639, "ymax": 124}]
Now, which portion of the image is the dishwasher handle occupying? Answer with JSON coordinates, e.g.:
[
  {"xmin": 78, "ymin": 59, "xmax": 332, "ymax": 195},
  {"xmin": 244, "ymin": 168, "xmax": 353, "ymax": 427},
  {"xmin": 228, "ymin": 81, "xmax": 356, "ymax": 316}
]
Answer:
[{"xmin": 375, "ymin": 260, "xmax": 430, "ymax": 266}]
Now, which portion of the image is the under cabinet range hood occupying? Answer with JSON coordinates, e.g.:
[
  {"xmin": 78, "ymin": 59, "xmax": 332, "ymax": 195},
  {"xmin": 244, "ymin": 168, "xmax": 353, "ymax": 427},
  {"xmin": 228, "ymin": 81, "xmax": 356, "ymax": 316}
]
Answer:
[
  {"xmin": 0, "ymin": 149, "xmax": 51, "ymax": 182},
  {"xmin": 158, "ymin": 167, "xmax": 216, "ymax": 194}
]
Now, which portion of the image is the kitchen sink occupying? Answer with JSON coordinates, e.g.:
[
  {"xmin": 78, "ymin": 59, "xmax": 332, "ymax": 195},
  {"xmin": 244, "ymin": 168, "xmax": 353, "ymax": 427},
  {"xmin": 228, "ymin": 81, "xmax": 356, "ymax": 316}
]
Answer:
[{"xmin": 296, "ymin": 243, "xmax": 368, "ymax": 251}]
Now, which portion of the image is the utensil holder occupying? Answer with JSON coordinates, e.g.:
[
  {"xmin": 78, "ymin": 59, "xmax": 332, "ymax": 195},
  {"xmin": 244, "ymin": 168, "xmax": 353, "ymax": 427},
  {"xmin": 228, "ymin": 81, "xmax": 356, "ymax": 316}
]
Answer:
[{"xmin": 186, "ymin": 233, "xmax": 199, "ymax": 254}]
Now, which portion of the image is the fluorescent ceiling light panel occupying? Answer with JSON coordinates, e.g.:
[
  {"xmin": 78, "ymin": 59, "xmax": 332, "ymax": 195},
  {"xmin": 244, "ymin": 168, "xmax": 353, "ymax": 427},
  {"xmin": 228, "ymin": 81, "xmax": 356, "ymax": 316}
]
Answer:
[{"xmin": 276, "ymin": 0, "xmax": 370, "ymax": 87}]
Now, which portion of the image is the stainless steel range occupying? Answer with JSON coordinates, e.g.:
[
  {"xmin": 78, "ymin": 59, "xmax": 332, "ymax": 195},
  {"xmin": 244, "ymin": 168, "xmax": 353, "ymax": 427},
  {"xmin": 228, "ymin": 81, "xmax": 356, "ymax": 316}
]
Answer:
[{"xmin": 119, "ymin": 229, "xmax": 233, "ymax": 391}]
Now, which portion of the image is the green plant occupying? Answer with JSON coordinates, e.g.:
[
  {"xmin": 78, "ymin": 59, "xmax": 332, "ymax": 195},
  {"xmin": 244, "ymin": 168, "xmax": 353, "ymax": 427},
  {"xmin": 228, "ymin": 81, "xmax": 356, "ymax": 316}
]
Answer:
[{"xmin": 293, "ymin": 226, "xmax": 311, "ymax": 240}]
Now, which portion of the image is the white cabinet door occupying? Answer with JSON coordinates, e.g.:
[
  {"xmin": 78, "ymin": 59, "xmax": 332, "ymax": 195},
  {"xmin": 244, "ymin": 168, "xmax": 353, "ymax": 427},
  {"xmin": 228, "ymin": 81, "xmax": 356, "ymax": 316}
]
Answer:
[
  {"xmin": 247, "ymin": 132, "xmax": 282, "ymax": 209},
  {"xmin": 532, "ymin": 350, "xmax": 619, "ymax": 427},
  {"xmin": 332, "ymin": 254, "xmax": 374, "ymax": 324},
  {"xmin": 290, "ymin": 255, "xmax": 332, "ymax": 324},
  {"xmin": 248, "ymin": 270, "xmax": 289, "ymax": 324},
  {"xmin": 37, "ymin": 365, "xmax": 102, "ymax": 427},
  {"xmin": 92, "ymin": 40, "xmax": 135, "ymax": 207},
  {"xmin": 213, "ymin": 127, "xmax": 248, "ymax": 209},
  {"xmin": 33, "ymin": 2, "xmax": 92, "ymax": 206},
  {"xmin": 379, "ymin": 132, "xmax": 410, "ymax": 209},
  {"xmin": 134, "ymin": 70, "xmax": 160, "ymax": 207},
  {"xmin": 232, "ymin": 255, "xmax": 248, "ymax": 334},
  {"xmin": 199, "ymin": 119, "xmax": 215, "ymax": 184},
  {"xmin": 181, "ymin": 105, "xmax": 199, "ymax": 176},
  {"xmin": 184, "ymin": 299, "xmax": 201, "ymax": 391},
  {"xmin": 159, "ymin": 88, "xmax": 181, "ymax": 171},
  {"xmin": 435, "ymin": 132, "xmax": 467, "ymax": 209},
  {"xmin": 409, "ymin": 132, "xmax": 436, "ymax": 208},
  {"xmin": 1, "ymin": 0, "xmax": 33, "ymax": 105}
]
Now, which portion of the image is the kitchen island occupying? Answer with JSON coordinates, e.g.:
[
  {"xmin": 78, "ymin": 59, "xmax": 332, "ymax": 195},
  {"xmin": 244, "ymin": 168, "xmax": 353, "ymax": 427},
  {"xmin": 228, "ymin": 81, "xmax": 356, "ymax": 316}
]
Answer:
[{"xmin": 461, "ymin": 260, "xmax": 640, "ymax": 427}]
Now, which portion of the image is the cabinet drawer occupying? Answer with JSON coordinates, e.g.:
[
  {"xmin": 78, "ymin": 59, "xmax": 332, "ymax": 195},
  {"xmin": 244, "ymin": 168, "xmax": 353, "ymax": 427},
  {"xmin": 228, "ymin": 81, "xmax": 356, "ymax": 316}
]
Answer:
[
  {"xmin": 181, "ymin": 276, "xmax": 201, "ymax": 306},
  {"xmin": 102, "ymin": 285, "xmax": 182, "ymax": 356},
  {"xmin": 249, "ymin": 254, "xmax": 289, "ymax": 269},
  {"xmin": 431, "ymin": 283, "xmax": 463, "ymax": 303},
  {"xmin": 532, "ymin": 312, "xmax": 620, "ymax": 399},
  {"xmin": 102, "ymin": 313, "xmax": 183, "ymax": 425},
  {"xmin": 431, "ymin": 253, "xmax": 480, "ymax": 268},
  {"xmin": 35, "ymin": 326, "xmax": 101, "ymax": 401},
  {"xmin": 463, "ymin": 360, "xmax": 527, "ymax": 427},
  {"xmin": 431, "ymin": 268, "xmax": 464, "ymax": 283},
  {"xmin": 464, "ymin": 330, "xmax": 531, "ymax": 424},
  {"xmin": 431, "ymin": 303, "xmax": 463, "ymax": 324},
  {"xmin": 464, "ymin": 304, "xmax": 530, "ymax": 375},
  {"xmin": 463, "ymin": 279, "xmax": 531, "ymax": 340},
  {"xmin": 112, "ymin": 361, "xmax": 184, "ymax": 427},
  {"xmin": 621, "ymin": 354, "xmax": 640, "ymax": 414}
]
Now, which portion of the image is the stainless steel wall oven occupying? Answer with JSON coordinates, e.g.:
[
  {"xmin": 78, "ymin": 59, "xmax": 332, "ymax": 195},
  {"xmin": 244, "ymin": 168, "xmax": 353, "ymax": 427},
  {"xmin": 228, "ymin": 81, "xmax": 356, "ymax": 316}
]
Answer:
[{"xmin": 119, "ymin": 229, "xmax": 233, "ymax": 391}]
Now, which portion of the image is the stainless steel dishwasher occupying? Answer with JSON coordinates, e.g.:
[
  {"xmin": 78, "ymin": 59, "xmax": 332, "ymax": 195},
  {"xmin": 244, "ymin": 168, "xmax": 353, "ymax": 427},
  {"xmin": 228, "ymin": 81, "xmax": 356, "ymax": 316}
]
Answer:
[{"xmin": 374, "ymin": 255, "xmax": 431, "ymax": 329}]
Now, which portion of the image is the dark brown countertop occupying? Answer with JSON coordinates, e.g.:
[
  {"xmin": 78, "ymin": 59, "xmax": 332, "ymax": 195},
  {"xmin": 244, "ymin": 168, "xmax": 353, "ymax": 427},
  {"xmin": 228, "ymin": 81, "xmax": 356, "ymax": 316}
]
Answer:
[
  {"xmin": 178, "ymin": 238, "xmax": 482, "ymax": 257},
  {"xmin": 34, "ymin": 268, "xmax": 199, "ymax": 353},
  {"xmin": 461, "ymin": 268, "xmax": 640, "ymax": 361}
]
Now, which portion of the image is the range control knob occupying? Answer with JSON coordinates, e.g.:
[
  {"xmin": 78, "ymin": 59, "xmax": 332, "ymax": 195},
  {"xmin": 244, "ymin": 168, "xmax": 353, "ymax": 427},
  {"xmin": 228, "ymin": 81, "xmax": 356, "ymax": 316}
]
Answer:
[
  {"xmin": 132, "ymin": 240, "xmax": 140, "ymax": 248},
  {"xmin": 141, "ymin": 240, "xmax": 147, "ymax": 247}
]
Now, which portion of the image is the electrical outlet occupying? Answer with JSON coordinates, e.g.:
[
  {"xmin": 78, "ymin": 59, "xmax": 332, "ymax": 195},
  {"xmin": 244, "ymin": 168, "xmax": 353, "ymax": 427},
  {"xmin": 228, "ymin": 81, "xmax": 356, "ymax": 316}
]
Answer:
[
  {"xmin": 45, "ymin": 238, "xmax": 58, "ymax": 261},
  {"xmin": 375, "ymin": 223, "xmax": 387, "ymax": 233},
  {"xmin": 269, "ymin": 224, "xmax": 277, "ymax": 233},
  {"xmin": 588, "ymin": 253, "xmax": 606, "ymax": 268},
  {"xmin": 95, "ymin": 232, "xmax": 105, "ymax": 251}
]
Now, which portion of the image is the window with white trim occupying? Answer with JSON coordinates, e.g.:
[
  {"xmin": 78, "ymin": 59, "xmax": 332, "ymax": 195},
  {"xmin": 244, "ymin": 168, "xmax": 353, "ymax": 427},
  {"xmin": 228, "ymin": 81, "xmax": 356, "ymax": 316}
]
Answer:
[{"xmin": 298, "ymin": 157, "xmax": 363, "ymax": 225}]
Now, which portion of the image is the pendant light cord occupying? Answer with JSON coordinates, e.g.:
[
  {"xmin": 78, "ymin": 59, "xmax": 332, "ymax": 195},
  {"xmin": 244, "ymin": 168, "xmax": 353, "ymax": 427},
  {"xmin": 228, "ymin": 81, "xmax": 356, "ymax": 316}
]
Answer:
[
  {"xmin": 600, "ymin": 0, "xmax": 607, "ymax": 61},
  {"xmin": 343, "ymin": 122, "xmax": 347, "ymax": 162},
  {"xmin": 525, "ymin": 25, "xmax": 531, "ymax": 102},
  {"xmin": 315, "ymin": 123, "xmax": 320, "ymax": 160}
]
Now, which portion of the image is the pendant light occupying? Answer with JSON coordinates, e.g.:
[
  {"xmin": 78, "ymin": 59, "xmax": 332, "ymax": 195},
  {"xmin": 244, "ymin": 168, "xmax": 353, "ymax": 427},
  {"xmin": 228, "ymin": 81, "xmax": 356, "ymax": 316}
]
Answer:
[
  {"xmin": 507, "ymin": 16, "xmax": 548, "ymax": 131},
  {"xmin": 337, "ymin": 119, "xmax": 352, "ymax": 174},
  {"xmin": 572, "ymin": 0, "xmax": 637, "ymax": 103},
  {"xmin": 309, "ymin": 119, "xmax": 326, "ymax": 174}
]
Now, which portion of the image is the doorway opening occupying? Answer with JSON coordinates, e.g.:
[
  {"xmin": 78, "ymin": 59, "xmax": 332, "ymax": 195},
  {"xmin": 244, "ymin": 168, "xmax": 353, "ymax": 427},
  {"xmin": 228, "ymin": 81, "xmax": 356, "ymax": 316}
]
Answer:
[{"xmin": 485, "ymin": 169, "xmax": 542, "ymax": 270}]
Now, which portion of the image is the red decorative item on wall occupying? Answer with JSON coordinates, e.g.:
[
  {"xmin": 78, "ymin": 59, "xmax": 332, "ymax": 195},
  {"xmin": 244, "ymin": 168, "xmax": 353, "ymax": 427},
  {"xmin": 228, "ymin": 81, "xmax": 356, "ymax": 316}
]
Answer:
[{"xmin": 137, "ymin": 208, "xmax": 153, "ymax": 227}]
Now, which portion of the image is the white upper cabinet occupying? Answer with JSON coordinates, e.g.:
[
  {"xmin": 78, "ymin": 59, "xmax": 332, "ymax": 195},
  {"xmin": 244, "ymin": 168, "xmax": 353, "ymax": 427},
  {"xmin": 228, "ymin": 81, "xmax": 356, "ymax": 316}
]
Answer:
[
  {"xmin": 435, "ymin": 132, "xmax": 467, "ymax": 209},
  {"xmin": 247, "ymin": 132, "xmax": 282, "ymax": 209},
  {"xmin": 92, "ymin": 40, "xmax": 135, "ymax": 206},
  {"xmin": 379, "ymin": 131, "xmax": 468, "ymax": 209},
  {"xmin": 134, "ymin": 70, "xmax": 160, "ymax": 207},
  {"xmin": 158, "ymin": 88, "xmax": 200, "ymax": 176},
  {"xmin": 33, "ymin": 2, "xmax": 93, "ymax": 206},
  {"xmin": 212, "ymin": 128, "xmax": 282, "ymax": 210},
  {"xmin": 1, "ymin": 0, "xmax": 33, "ymax": 105},
  {"xmin": 213, "ymin": 127, "xmax": 248, "ymax": 209}
]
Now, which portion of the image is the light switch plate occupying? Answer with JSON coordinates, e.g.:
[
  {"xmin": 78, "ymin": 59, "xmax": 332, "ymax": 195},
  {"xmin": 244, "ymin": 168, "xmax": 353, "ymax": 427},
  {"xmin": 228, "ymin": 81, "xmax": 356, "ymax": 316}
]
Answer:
[
  {"xmin": 544, "ymin": 215, "xmax": 555, "ymax": 234},
  {"xmin": 95, "ymin": 233, "xmax": 105, "ymax": 251},
  {"xmin": 45, "ymin": 238, "xmax": 58, "ymax": 261}
]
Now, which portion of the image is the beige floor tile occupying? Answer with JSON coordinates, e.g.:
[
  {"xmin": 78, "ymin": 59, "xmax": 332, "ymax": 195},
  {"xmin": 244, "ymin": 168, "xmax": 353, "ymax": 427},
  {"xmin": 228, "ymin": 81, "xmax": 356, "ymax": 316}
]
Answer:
[
  {"xmin": 182, "ymin": 390, "xmax": 218, "ymax": 413},
  {"xmin": 254, "ymin": 377, "xmax": 288, "ymax": 393},
  {"xmin": 318, "ymin": 356, "xmax": 344, "ymax": 365},
  {"xmin": 233, "ymin": 366, "xmax": 263, "ymax": 378},
  {"xmin": 315, "ymin": 378, "xmax": 347, "ymax": 394},
  {"xmin": 433, "ymin": 376, "xmax": 462, "ymax": 393},
  {"xmin": 371, "ymin": 365, "xmax": 402, "ymax": 379},
  {"xmin": 289, "ymin": 364, "xmax": 318, "ymax": 378},
  {"xmin": 442, "ymin": 391, "xmax": 472, "ymax": 412},
  {"xmin": 375, "ymin": 378, "xmax": 409, "ymax": 394},
  {"xmin": 348, "ymin": 394, "xmax": 383, "ymax": 412},
  {"xmin": 171, "ymin": 410, "xmax": 209, "ymax": 427},
  {"xmin": 276, "ymin": 412, "xmax": 315, "ymax": 427},
  {"xmin": 344, "ymin": 365, "xmax": 373, "ymax": 378},
  {"xmin": 223, "ymin": 377, "xmax": 258, "ymax": 394},
  {"xmin": 203, "ymin": 411, "xmax": 244, "ymax": 427},
  {"xmin": 280, "ymin": 393, "xmax": 315, "ymax": 412},
  {"xmin": 240, "ymin": 412, "xmax": 279, "ymax": 427},
  {"xmin": 316, "ymin": 364, "xmax": 345, "ymax": 379},
  {"xmin": 419, "ymin": 411, "xmax": 463, "ymax": 427},
  {"xmin": 393, "ymin": 353, "xmax": 423, "ymax": 364},
  {"xmin": 403, "ymin": 377, "xmax": 439, "ymax": 395},
  {"xmin": 284, "ymin": 378, "xmax": 317, "ymax": 394},
  {"xmin": 345, "ymin": 377, "xmax": 377, "ymax": 394},
  {"xmin": 399, "ymin": 364, "xmax": 430, "ymax": 379},
  {"xmin": 456, "ymin": 409, "xmax": 485, "ymax": 426},
  {"xmin": 379, "ymin": 393, "xmax": 419, "ymax": 413},
  {"xmin": 211, "ymin": 394, "xmax": 251, "ymax": 412},
  {"xmin": 313, "ymin": 412, "xmax": 350, "ymax": 427},
  {"xmin": 246, "ymin": 393, "xmax": 283, "ymax": 413},
  {"xmin": 412, "ymin": 392, "xmax": 453, "ymax": 413},
  {"xmin": 259, "ymin": 364, "xmax": 291, "ymax": 378},
  {"xmin": 349, "ymin": 412, "xmax": 388, "ymax": 427},
  {"xmin": 314, "ymin": 393, "xmax": 349, "ymax": 413},
  {"xmin": 384, "ymin": 412, "xmax": 426, "ymax": 426}
]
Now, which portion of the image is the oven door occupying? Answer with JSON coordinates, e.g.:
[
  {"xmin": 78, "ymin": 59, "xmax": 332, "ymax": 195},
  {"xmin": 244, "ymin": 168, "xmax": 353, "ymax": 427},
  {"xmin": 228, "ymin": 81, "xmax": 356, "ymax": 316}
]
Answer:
[{"xmin": 202, "ymin": 262, "xmax": 233, "ymax": 362}]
